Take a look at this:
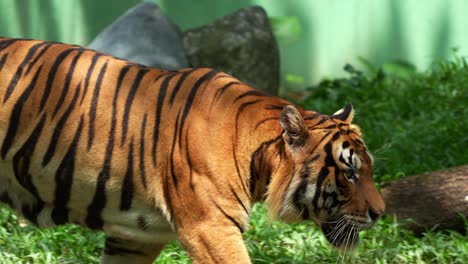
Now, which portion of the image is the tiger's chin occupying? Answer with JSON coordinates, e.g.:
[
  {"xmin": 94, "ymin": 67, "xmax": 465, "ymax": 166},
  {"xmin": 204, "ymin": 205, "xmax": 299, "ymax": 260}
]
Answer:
[{"xmin": 321, "ymin": 219, "xmax": 361, "ymax": 251}]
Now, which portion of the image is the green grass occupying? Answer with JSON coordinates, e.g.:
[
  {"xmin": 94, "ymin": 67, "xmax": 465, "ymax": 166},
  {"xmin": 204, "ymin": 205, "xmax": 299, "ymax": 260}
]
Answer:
[
  {"xmin": 0, "ymin": 205, "xmax": 467, "ymax": 263},
  {"xmin": 1, "ymin": 58, "xmax": 467, "ymax": 263}
]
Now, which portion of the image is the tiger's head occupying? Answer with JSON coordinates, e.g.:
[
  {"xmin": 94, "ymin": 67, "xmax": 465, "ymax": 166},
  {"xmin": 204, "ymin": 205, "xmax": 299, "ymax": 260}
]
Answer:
[{"xmin": 266, "ymin": 104, "xmax": 385, "ymax": 251}]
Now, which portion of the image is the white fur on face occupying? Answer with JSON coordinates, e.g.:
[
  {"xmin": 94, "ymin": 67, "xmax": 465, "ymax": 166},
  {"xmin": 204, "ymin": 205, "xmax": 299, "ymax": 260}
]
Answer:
[{"xmin": 336, "ymin": 141, "xmax": 362, "ymax": 182}]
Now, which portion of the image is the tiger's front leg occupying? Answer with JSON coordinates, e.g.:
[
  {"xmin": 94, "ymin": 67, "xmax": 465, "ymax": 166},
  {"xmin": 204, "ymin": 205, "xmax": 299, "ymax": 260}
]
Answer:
[
  {"xmin": 100, "ymin": 237, "xmax": 166, "ymax": 264},
  {"xmin": 177, "ymin": 223, "xmax": 251, "ymax": 264}
]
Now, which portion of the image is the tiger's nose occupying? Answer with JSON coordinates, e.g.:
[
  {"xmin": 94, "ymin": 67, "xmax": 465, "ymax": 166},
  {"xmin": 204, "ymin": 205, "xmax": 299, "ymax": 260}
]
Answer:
[{"xmin": 368, "ymin": 208, "xmax": 384, "ymax": 221}]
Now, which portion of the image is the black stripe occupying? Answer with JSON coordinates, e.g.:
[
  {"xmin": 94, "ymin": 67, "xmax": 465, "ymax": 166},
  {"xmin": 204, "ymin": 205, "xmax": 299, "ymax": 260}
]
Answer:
[
  {"xmin": 233, "ymin": 144, "xmax": 250, "ymax": 198},
  {"xmin": 51, "ymin": 115, "xmax": 84, "ymax": 225},
  {"xmin": 87, "ymin": 61, "xmax": 108, "ymax": 150},
  {"xmin": 339, "ymin": 154, "xmax": 351, "ymax": 167},
  {"xmin": 185, "ymin": 125, "xmax": 194, "ymax": 191},
  {"xmin": 309, "ymin": 124, "xmax": 338, "ymax": 130},
  {"xmin": 332, "ymin": 131, "xmax": 340, "ymax": 141},
  {"xmin": 308, "ymin": 154, "xmax": 321, "ymax": 164},
  {"xmin": 153, "ymin": 71, "xmax": 173, "ymax": 82},
  {"xmin": 213, "ymin": 81, "xmax": 241, "ymax": 102},
  {"xmin": 3, "ymin": 41, "xmax": 50, "ymax": 103},
  {"xmin": 178, "ymin": 70, "xmax": 218, "ymax": 147},
  {"xmin": 249, "ymin": 150, "xmax": 259, "ymax": 196},
  {"xmin": 313, "ymin": 167, "xmax": 329, "ymax": 213},
  {"xmin": 315, "ymin": 116, "xmax": 329, "ymax": 126},
  {"xmin": 209, "ymin": 81, "xmax": 241, "ymax": 114},
  {"xmin": 0, "ymin": 53, "xmax": 8, "ymax": 72},
  {"xmin": 22, "ymin": 202, "xmax": 44, "ymax": 225},
  {"xmin": 162, "ymin": 159, "xmax": 174, "ymax": 222},
  {"xmin": 169, "ymin": 111, "xmax": 181, "ymax": 186},
  {"xmin": 85, "ymin": 64, "xmax": 129, "ymax": 222},
  {"xmin": 293, "ymin": 177, "xmax": 309, "ymax": 214},
  {"xmin": 234, "ymin": 98, "xmax": 263, "ymax": 179},
  {"xmin": 233, "ymin": 90, "xmax": 268, "ymax": 102},
  {"xmin": 324, "ymin": 142, "xmax": 335, "ymax": 166},
  {"xmin": 348, "ymin": 149, "xmax": 354, "ymax": 165},
  {"xmin": 309, "ymin": 131, "xmax": 331, "ymax": 157},
  {"xmin": 152, "ymin": 74, "xmax": 176, "ymax": 164},
  {"xmin": 334, "ymin": 165, "xmax": 345, "ymax": 188},
  {"xmin": 12, "ymin": 114, "xmax": 47, "ymax": 202},
  {"xmin": 312, "ymin": 142, "xmax": 336, "ymax": 213},
  {"xmin": 235, "ymin": 99, "xmax": 262, "ymax": 140},
  {"xmin": 254, "ymin": 117, "xmax": 278, "ymax": 130},
  {"xmin": 80, "ymin": 53, "xmax": 103, "ymax": 105},
  {"xmin": 0, "ymin": 38, "xmax": 19, "ymax": 51},
  {"xmin": 265, "ymin": 104, "xmax": 287, "ymax": 111},
  {"xmin": 355, "ymin": 139, "xmax": 364, "ymax": 146},
  {"xmin": 213, "ymin": 73, "xmax": 230, "ymax": 80},
  {"xmin": 210, "ymin": 197, "xmax": 244, "ymax": 233},
  {"xmin": 120, "ymin": 139, "xmax": 135, "ymax": 211},
  {"xmin": 86, "ymin": 174, "xmax": 109, "ymax": 229},
  {"xmin": 40, "ymin": 48, "xmax": 79, "ymax": 111},
  {"xmin": 302, "ymin": 204, "xmax": 310, "ymax": 220},
  {"xmin": 25, "ymin": 42, "xmax": 55, "ymax": 75},
  {"xmin": 139, "ymin": 114, "xmax": 148, "ymax": 189},
  {"xmin": 229, "ymin": 185, "xmax": 249, "ymax": 216},
  {"xmin": 169, "ymin": 69, "xmax": 197, "ymax": 105},
  {"xmin": 1, "ymin": 66, "xmax": 43, "ymax": 159},
  {"xmin": 121, "ymin": 68, "xmax": 149, "ymax": 146},
  {"xmin": 43, "ymin": 82, "xmax": 82, "ymax": 166},
  {"xmin": 249, "ymin": 135, "xmax": 283, "ymax": 196},
  {"xmin": 324, "ymin": 124, "xmax": 338, "ymax": 129},
  {"xmin": 339, "ymin": 123, "xmax": 349, "ymax": 129},
  {"xmin": 52, "ymin": 48, "xmax": 85, "ymax": 117}
]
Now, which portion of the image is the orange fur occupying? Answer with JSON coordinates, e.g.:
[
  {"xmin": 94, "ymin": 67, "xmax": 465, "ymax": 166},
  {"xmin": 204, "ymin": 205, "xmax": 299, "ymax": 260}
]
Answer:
[{"xmin": 0, "ymin": 38, "xmax": 384, "ymax": 263}]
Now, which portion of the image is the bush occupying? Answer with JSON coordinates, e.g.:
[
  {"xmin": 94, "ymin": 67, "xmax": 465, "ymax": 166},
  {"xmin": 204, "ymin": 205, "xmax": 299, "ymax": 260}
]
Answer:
[{"xmin": 300, "ymin": 60, "xmax": 468, "ymax": 182}]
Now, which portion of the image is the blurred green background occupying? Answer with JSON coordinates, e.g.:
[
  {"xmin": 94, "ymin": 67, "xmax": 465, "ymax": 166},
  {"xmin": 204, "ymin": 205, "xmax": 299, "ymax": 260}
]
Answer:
[{"xmin": 1, "ymin": 0, "xmax": 466, "ymax": 90}]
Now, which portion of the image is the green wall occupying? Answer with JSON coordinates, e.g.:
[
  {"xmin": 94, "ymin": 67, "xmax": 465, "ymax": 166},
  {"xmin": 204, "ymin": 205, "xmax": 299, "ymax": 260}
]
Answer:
[
  {"xmin": 1, "ymin": 0, "xmax": 466, "ymax": 88},
  {"xmin": 0, "ymin": 0, "xmax": 140, "ymax": 44}
]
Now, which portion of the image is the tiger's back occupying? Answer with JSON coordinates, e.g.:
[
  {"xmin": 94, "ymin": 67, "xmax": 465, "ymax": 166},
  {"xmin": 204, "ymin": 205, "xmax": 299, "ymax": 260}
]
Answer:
[{"xmin": 0, "ymin": 37, "xmax": 385, "ymax": 264}]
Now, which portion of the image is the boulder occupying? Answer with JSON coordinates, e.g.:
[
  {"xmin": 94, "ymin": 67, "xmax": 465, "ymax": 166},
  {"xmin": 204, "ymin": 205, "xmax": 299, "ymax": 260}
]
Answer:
[
  {"xmin": 88, "ymin": 2, "xmax": 189, "ymax": 70},
  {"xmin": 183, "ymin": 6, "xmax": 280, "ymax": 95}
]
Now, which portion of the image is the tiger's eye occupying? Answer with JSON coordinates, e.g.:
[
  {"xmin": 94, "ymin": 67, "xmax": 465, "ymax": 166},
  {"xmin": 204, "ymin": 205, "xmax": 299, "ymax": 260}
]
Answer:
[{"xmin": 343, "ymin": 169, "xmax": 354, "ymax": 180}]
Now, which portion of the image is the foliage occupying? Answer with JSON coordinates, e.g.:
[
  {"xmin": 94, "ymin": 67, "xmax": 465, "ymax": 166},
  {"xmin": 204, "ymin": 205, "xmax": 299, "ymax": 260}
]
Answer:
[
  {"xmin": 301, "ymin": 59, "xmax": 468, "ymax": 182},
  {"xmin": 0, "ymin": 206, "xmax": 103, "ymax": 263}
]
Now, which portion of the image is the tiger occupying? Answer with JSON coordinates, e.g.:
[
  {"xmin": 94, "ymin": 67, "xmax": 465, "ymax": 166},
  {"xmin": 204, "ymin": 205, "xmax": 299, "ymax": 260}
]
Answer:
[{"xmin": 0, "ymin": 37, "xmax": 385, "ymax": 263}]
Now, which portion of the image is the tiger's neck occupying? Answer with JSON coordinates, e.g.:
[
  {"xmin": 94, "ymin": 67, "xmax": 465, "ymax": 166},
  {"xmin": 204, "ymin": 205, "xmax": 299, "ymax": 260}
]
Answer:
[{"xmin": 249, "ymin": 133, "xmax": 296, "ymax": 216}]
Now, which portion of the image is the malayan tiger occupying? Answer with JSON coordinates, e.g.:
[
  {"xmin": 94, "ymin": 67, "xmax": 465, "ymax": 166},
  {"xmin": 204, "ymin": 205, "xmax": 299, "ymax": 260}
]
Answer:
[{"xmin": 0, "ymin": 37, "xmax": 385, "ymax": 263}]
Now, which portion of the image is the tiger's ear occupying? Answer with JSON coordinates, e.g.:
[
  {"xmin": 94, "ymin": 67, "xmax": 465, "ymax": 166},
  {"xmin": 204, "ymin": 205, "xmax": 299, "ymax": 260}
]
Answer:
[
  {"xmin": 280, "ymin": 105, "xmax": 308, "ymax": 146},
  {"xmin": 331, "ymin": 103, "xmax": 354, "ymax": 123}
]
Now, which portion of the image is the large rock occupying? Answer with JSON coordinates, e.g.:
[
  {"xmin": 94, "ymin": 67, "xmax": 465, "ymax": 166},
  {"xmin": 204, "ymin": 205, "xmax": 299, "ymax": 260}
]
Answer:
[
  {"xmin": 183, "ymin": 6, "xmax": 280, "ymax": 95},
  {"xmin": 88, "ymin": 2, "xmax": 189, "ymax": 70}
]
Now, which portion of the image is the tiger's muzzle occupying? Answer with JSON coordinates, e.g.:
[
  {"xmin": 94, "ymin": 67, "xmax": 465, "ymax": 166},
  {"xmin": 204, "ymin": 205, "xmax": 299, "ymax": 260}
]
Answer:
[{"xmin": 321, "ymin": 213, "xmax": 377, "ymax": 250}]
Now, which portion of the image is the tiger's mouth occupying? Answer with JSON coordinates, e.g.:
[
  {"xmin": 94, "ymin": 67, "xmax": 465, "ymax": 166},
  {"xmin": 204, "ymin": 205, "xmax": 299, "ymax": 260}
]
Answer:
[{"xmin": 321, "ymin": 215, "xmax": 371, "ymax": 251}]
